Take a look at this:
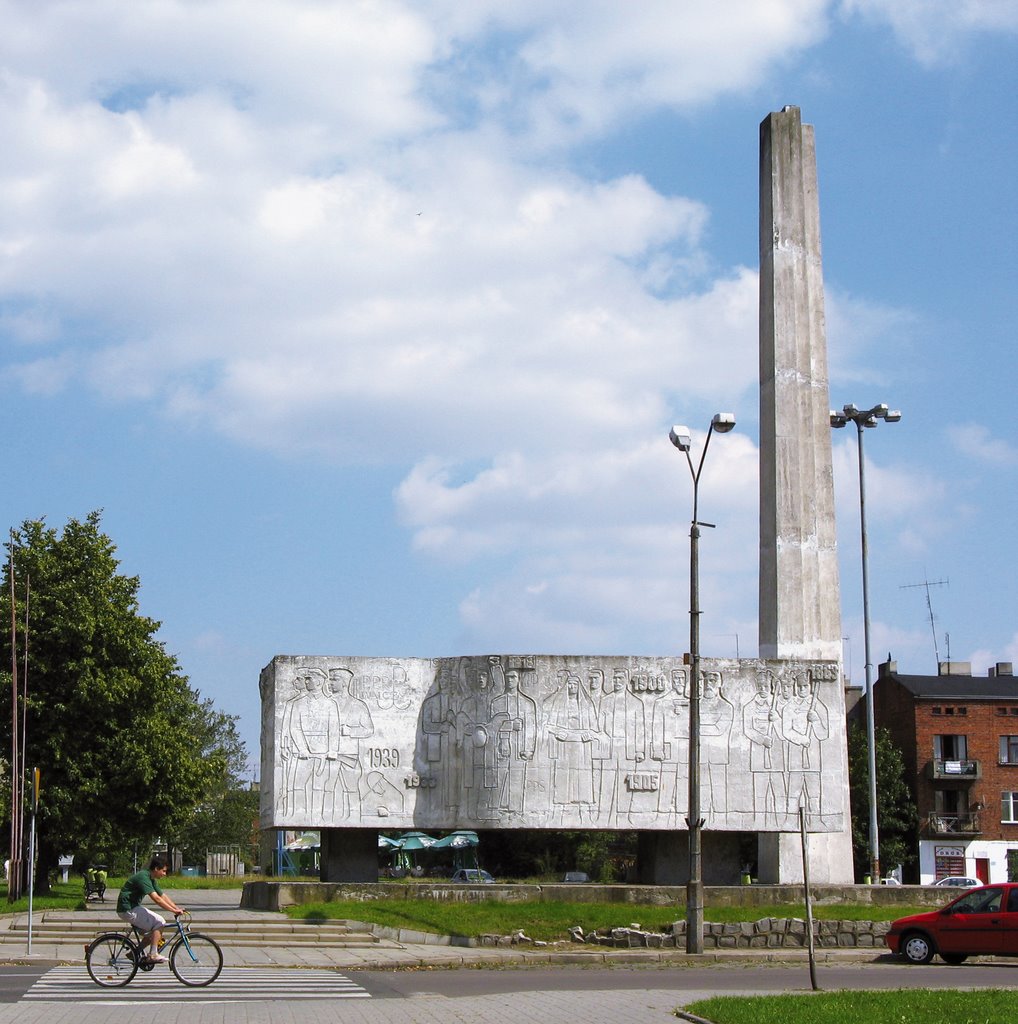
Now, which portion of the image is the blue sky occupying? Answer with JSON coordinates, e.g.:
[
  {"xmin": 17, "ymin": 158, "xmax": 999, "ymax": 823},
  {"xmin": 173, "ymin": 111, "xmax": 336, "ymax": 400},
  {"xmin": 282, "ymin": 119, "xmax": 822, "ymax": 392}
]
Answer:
[{"xmin": 2, "ymin": 2, "xmax": 1016, "ymax": 773}]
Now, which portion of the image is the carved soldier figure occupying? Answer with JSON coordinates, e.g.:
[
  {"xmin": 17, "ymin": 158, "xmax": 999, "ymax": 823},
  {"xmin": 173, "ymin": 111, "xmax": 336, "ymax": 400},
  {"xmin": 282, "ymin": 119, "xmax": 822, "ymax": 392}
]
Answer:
[
  {"xmin": 741, "ymin": 668, "xmax": 785, "ymax": 821},
  {"xmin": 650, "ymin": 668, "xmax": 689, "ymax": 822},
  {"xmin": 781, "ymin": 671, "xmax": 830, "ymax": 815},
  {"xmin": 289, "ymin": 668, "xmax": 339, "ymax": 819},
  {"xmin": 488, "ymin": 663, "xmax": 537, "ymax": 819},
  {"xmin": 701, "ymin": 670, "xmax": 734, "ymax": 816},
  {"xmin": 421, "ymin": 664, "xmax": 459, "ymax": 814},
  {"xmin": 461, "ymin": 660, "xmax": 499, "ymax": 821},
  {"xmin": 326, "ymin": 667, "xmax": 374, "ymax": 821}
]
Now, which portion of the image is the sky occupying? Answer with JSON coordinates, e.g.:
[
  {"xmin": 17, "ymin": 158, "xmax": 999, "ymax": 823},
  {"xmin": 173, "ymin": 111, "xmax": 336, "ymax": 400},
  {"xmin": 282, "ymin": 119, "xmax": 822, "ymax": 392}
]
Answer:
[{"xmin": 2, "ymin": 1, "xmax": 1016, "ymax": 775}]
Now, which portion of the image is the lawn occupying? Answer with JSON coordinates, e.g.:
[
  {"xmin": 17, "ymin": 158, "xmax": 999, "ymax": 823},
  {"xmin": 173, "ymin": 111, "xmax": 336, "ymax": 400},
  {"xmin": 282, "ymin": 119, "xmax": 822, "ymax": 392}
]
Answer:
[
  {"xmin": 1, "ymin": 876, "xmax": 928, "ymax": 945},
  {"xmin": 685, "ymin": 989, "xmax": 1018, "ymax": 1024}
]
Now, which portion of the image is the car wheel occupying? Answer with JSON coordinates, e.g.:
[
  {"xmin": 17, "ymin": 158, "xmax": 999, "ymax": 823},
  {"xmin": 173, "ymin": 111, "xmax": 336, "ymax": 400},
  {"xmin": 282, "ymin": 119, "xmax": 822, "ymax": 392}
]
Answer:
[
  {"xmin": 941, "ymin": 953, "xmax": 968, "ymax": 965},
  {"xmin": 902, "ymin": 932, "xmax": 936, "ymax": 965}
]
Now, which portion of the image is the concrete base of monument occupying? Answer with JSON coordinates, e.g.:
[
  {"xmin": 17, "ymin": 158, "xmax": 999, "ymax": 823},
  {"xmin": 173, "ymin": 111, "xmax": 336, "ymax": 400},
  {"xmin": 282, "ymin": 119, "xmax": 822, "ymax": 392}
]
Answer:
[{"xmin": 241, "ymin": 879, "xmax": 950, "ymax": 913}]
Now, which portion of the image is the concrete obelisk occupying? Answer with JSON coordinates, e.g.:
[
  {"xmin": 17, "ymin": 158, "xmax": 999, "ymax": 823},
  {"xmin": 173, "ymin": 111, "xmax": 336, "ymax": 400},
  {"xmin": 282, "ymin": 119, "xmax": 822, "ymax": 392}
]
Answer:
[{"xmin": 758, "ymin": 106, "xmax": 853, "ymax": 882}]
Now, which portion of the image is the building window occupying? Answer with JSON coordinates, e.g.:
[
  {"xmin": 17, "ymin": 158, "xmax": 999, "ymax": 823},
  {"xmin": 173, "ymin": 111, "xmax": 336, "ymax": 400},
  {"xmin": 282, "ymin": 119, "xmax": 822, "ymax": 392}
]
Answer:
[
  {"xmin": 1004, "ymin": 793, "xmax": 1018, "ymax": 824},
  {"xmin": 1001, "ymin": 736, "xmax": 1018, "ymax": 765},
  {"xmin": 935, "ymin": 735, "xmax": 968, "ymax": 760}
]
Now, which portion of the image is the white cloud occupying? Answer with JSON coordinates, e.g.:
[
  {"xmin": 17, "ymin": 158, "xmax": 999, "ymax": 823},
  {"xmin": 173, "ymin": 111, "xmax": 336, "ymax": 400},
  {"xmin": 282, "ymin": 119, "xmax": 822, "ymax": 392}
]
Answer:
[
  {"xmin": 6, "ymin": 0, "xmax": 1007, "ymax": 666},
  {"xmin": 840, "ymin": 0, "xmax": 1018, "ymax": 64},
  {"xmin": 396, "ymin": 432, "xmax": 760, "ymax": 649},
  {"xmin": 831, "ymin": 436, "xmax": 950, "ymax": 554},
  {"xmin": 948, "ymin": 423, "xmax": 1018, "ymax": 466},
  {"xmin": 419, "ymin": 0, "xmax": 830, "ymax": 143}
]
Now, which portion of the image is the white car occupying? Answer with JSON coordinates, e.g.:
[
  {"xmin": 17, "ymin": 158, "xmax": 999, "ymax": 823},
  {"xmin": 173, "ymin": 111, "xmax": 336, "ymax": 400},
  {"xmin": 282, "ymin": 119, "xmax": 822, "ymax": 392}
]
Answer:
[
  {"xmin": 931, "ymin": 875, "xmax": 980, "ymax": 888},
  {"xmin": 450, "ymin": 868, "xmax": 494, "ymax": 883}
]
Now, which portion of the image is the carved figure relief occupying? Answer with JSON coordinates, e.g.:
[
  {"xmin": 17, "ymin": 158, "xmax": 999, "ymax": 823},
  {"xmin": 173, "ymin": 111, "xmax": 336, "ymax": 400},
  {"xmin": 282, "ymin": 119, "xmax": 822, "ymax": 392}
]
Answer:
[{"xmin": 262, "ymin": 654, "xmax": 847, "ymax": 833}]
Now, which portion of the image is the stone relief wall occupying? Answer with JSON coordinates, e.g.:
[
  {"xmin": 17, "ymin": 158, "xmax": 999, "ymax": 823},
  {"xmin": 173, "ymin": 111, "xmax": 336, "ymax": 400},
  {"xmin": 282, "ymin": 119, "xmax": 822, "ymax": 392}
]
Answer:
[{"xmin": 260, "ymin": 654, "xmax": 846, "ymax": 833}]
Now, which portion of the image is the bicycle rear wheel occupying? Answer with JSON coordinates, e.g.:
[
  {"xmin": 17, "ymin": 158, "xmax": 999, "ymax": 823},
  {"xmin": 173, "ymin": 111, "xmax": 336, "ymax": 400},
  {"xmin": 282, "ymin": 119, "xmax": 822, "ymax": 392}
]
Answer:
[
  {"xmin": 169, "ymin": 932, "xmax": 223, "ymax": 986},
  {"xmin": 86, "ymin": 932, "xmax": 139, "ymax": 987}
]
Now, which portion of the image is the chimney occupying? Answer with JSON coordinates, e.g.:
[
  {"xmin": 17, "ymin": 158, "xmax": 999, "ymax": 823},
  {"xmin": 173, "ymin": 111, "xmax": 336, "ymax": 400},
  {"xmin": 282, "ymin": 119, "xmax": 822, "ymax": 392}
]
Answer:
[{"xmin": 938, "ymin": 661, "xmax": 972, "ymax": 676}]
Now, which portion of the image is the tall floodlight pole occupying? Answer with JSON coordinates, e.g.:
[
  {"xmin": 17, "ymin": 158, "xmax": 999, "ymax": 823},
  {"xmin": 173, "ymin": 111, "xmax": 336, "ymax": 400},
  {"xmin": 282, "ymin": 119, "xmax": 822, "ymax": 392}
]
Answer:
[
  {"xmin": 669, "ymin": 412, "xmax": 736, "ymax": 953},
  {"xmin": 830, "ymin": 403, "xmax": 901, "ymax": 882}
]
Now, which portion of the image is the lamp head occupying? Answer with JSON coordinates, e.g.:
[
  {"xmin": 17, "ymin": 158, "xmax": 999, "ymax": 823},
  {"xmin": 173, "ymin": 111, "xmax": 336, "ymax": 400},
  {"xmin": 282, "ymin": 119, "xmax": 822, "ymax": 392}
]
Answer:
[
  {"xmin": 669, "ymin": 426, "xmax": 692, "ymax": 452},
  {"xmin": 885, "ymin": 410, "xmax": 902, "ymax": 423},
  {"xmin": 830, "ymin": 410, "xmax": 847, "ymax": 428},
  {"xmin": 872, "ymin": 403, "xmax": 889, "ymax": 418},
  {"xmin": 711, "ymin": 412, "xmax": 736, "ymax": 434},
  {"xmin": 842, "ymin": 403, "xmax": 859, "ymax": 417}
]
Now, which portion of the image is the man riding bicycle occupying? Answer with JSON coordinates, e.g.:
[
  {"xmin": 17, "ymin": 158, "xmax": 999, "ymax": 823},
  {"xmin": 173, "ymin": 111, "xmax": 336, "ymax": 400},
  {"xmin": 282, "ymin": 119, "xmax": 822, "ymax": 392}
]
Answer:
[{"xmin": 116, "ymin": 856, "xmax": 186, "ymax": 963}]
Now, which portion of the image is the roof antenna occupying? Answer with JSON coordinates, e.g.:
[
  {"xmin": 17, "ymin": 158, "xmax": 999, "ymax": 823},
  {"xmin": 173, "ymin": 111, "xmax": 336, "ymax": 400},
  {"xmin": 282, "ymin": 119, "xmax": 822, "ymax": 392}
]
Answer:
[{"xmin": 900, "ymin": 576, "xmax": 949, "ymax": 668}]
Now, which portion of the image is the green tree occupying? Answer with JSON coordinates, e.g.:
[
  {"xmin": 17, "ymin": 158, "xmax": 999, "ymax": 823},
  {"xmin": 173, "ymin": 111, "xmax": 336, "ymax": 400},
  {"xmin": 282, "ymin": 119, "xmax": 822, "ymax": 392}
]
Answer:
[
  {"xmin": 1, "ymin": 512, "xmax": 232, "ymax": 892},
  {"xmin": 171, "ymin": 703, "xmax": 260, "ymax": 868},
  {"xmin": 847, "ymin": 723, "xmax": 918, "ymax": 880}
]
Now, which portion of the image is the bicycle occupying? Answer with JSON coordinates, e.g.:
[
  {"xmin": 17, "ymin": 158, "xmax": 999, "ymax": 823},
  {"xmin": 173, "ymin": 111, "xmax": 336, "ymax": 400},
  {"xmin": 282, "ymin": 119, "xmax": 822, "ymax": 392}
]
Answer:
[{"xmin": 85, "ymin": 911, "xmax": 223, "ymax": 988}]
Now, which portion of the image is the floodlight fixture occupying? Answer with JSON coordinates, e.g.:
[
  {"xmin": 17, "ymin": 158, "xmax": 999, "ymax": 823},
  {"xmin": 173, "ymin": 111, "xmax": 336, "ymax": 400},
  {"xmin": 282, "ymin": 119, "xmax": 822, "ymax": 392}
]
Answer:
[{"xmin": 669, "ymin": 426, "xmax": 692, "ymax": 452}]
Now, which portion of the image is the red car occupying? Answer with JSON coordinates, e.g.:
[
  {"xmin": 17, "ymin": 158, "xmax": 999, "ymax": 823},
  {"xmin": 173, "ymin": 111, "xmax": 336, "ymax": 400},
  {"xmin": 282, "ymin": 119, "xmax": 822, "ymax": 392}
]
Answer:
[{"xmin": 885, "ymin": 883, "xmax": 1018, "ymax": 964}]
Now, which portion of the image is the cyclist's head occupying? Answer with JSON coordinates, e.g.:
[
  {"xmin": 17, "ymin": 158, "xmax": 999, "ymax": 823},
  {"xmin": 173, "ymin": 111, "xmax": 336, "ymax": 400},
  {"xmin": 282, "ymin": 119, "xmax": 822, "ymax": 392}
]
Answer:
[{"xmin": 149, "ymin": 855, "xmax": 169, "ymax": 873}]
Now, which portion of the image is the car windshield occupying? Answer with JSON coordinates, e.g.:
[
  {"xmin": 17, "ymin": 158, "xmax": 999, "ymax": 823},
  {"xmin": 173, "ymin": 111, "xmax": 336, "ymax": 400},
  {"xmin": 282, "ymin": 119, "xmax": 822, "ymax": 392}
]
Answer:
[{"xmin": 950, "ymin": 888, "xmax": 1002, "ymax": 914}]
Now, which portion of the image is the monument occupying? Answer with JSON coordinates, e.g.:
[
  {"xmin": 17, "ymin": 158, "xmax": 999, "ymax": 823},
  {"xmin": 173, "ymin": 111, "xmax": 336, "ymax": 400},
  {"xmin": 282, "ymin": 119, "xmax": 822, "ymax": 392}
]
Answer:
[
  {"xmin": 757, "ymin": 105, "xmax": 853, "ymax": 882},
  {"xmin": 260, "ymin": 653, "xmax": 845, "ymax": 881},
  {"xmin": 257, "ymin": 107, "xmax": 856, "ymax": 884}
]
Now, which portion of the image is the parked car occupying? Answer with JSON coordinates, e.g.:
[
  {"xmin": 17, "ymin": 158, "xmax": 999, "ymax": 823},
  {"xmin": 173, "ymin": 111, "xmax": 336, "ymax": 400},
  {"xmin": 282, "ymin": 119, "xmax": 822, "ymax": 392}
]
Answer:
[
  {"xmin": 932, "ymin": 876, "xmax": 981, "ymax": 888},
  {"xmin": 879, "ymin": 876, "xmax": 901, "ymax": 885},
  {"xmin": 562, "ymin": 871, "xmax": 590, "ymax": 883},
  {"xmin": 885, "ymin": 883, "xmax": 1018, "ymax": 964},
  {"xmin": 450, "ymin": 868, "xmax": 494, "ymax": 883}
]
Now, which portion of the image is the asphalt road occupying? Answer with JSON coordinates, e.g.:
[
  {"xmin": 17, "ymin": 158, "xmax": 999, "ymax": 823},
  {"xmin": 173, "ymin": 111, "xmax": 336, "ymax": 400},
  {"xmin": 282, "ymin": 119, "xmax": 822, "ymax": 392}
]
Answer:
[{"xmin": 1, "ymin": 959, "xmax": 1017, "ymax": 1024}]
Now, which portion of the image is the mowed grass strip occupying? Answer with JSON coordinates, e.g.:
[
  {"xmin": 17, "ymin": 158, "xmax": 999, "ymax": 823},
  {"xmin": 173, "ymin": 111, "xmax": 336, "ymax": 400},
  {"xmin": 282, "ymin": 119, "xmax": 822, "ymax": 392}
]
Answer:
[{"xmin": 685, "ymin": 989, "xmax": 1018, "ymax": 1024}]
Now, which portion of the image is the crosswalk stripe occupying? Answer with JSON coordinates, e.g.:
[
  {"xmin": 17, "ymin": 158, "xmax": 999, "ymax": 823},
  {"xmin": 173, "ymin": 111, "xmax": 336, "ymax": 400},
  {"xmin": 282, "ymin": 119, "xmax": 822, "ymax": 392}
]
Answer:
[{"xmin": 24, "ymin": 966, "xmax": 372, "ymax": 1002}]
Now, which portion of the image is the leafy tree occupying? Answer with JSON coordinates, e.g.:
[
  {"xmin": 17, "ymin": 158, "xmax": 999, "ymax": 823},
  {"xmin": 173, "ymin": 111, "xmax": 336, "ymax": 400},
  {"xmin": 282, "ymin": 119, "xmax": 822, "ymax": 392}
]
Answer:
[
  {"xmin": 847, "ymin": 723, "xmax": 918, "ymax": 880},
  {"xmin": 0, "ymin": 512, "xmax": 232, "ymax": 892},
  {"xmin": 171, "ymin": 703, "xmax": 260, "ymax": 868}
]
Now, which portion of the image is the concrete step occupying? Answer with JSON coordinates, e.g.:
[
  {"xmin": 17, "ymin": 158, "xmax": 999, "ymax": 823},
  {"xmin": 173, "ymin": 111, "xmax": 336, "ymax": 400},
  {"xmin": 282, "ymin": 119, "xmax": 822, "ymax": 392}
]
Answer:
[{"xmin": 0, "ymin": 913, "xmax": 385, "ymax": 948}]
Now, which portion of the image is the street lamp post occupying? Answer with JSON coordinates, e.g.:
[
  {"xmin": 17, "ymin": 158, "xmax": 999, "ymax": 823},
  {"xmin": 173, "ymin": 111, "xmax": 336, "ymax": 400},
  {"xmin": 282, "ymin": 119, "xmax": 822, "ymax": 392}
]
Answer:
[
  {"xmin": 669, "ymin": 412, "xmax": 736, "ymax": 953},
  {"xmin": 830, "ymin": 402, "xmax": 901, "ymax": 883}
]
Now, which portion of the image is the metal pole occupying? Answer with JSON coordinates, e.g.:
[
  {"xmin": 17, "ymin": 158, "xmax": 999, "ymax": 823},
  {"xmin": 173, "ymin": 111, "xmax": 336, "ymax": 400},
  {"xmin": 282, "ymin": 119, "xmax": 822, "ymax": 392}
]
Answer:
[
  {"xmin": 686, "ymin": 511, "xmax": 703, "ymax": 953},
  {"xmin": 856, "ymin": 421, "xmax": 880, "ymax": 882},
  {"xmin": 684, "ymin": 425, "xmax": 715, "ymax": 955}
]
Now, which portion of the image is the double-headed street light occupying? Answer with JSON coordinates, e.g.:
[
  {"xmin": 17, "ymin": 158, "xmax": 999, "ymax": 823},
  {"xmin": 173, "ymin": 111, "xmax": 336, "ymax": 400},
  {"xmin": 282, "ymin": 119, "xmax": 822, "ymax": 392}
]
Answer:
[
  {"xmin": 669, "ymin": 411, "xmax": 736, "ymax": 954},
  {"xmin": 830, "ymin": 402, "xmax": 901, "ymax": 882}
]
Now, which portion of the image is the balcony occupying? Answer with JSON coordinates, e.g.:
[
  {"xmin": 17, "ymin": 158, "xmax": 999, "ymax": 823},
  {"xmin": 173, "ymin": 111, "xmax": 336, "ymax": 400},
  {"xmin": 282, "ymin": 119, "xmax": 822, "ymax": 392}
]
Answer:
[
  {"xmin": 924, "ymin": 812, "xmax": 982, "ymax": 837},
  {"xmin": 926, "ymin": 758, "xmax": 981, "ymax": 781}
]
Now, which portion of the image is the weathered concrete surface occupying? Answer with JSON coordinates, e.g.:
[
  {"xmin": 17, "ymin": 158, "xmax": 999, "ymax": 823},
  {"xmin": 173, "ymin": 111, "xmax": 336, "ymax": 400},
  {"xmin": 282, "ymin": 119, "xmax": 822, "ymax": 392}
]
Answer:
[
  {"xmin": 261, "ymin": 654, "xmax": 846, "ymax": 837},
  {"xmin": 242, "ymin": 880, "xmax": 951, "ymax": 911},
  {"xmin": 757, "ymin": 106, "xmax": 853, "ymax": 884},
  {"xmin": 759, "ymin": 105, "xmax": 841, "ymax": 664}
]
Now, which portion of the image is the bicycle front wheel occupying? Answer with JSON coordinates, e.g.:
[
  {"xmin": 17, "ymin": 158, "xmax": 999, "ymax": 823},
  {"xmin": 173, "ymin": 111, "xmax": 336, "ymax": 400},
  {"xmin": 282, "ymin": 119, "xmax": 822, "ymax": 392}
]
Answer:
[
  {"xmin": 86, "ymin": 932, "xmax": 139, "ymax": 987},
  {"xmin": 169, "ymin": 932, "xmax": 223, "ymax": 986}
]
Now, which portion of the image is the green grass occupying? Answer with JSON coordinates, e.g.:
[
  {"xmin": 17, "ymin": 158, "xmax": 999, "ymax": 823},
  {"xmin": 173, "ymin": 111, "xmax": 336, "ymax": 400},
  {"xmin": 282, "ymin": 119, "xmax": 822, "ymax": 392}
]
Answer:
[
  {"xmin": 0, "ymin": 876, "xmax": 924, "ymax": 945},
  {"xmin": 686, "ymin": 989, "xmax": 1018, "ymax": 1024},
  {"xmin": 282, "ymin": 898, "xmax": 925, "ymax": 943}
]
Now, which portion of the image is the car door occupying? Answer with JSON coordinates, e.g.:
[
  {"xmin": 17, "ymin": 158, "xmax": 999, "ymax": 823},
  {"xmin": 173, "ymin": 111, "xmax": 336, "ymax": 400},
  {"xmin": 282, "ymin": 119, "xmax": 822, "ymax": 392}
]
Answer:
[
  {"xmin": 1002, "ymin": 885, "xmax": 1018, "ymax": 955},
  {"xmin": 934, "ymin": 887, "xmax": 1005, "ymax": 955}
]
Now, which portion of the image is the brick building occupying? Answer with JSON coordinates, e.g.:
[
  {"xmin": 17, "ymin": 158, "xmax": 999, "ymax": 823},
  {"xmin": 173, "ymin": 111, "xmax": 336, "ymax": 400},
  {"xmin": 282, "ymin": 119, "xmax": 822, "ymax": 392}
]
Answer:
[{"xmin": 874, "ymin": 659, "xmax": 1018, "ymax": 884}]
